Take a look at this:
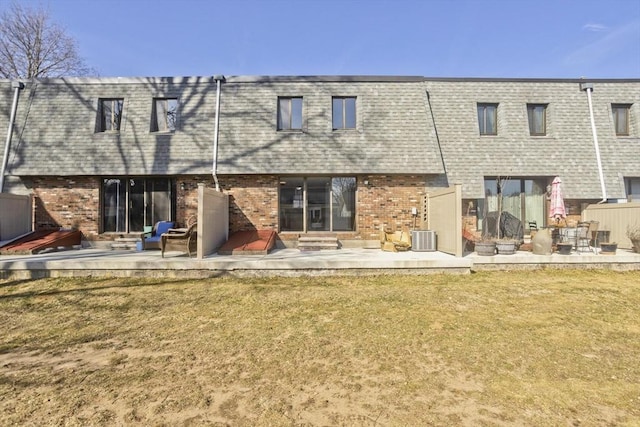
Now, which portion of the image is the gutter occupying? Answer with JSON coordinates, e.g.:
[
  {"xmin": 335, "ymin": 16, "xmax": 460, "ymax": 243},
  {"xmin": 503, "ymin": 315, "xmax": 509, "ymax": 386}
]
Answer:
[
  {"xmin": 581, "ymin": 82, "xmax": 607, "ymax": 203},
  {"xmin": 1, "ymin": 81, "xmax": 25, "ymax": 193},
  {"xmin": 212, "ymin": 75, "xmax": 225, "ymax": 192}
]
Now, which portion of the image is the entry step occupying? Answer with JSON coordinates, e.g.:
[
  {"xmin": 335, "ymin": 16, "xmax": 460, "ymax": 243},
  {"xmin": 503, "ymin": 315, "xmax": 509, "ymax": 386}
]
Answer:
[
  {"xmin": 111, "ymin": 237, "xmax": 140, "ymax": 251},
  {"xmin": 298, "ymin": 234, "xmax": 339, "ymax": 251}
]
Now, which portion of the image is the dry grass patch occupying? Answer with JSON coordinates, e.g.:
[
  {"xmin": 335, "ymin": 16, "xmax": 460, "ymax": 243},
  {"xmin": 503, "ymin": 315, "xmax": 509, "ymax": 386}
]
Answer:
[{"xmin": 0, "ymin": 270, "xmax": 639, "ymax": 425}]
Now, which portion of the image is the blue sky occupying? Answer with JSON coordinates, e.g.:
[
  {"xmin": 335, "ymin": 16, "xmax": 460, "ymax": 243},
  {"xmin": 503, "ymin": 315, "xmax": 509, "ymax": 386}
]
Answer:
[{"xmin": 7, "ymin": 0, "xmax": 640, "ymax": 78}]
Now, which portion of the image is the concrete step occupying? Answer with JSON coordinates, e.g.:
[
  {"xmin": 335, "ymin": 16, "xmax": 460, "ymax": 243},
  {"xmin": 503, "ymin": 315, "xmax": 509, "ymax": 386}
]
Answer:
[
  {"xmin": 111, "ymin": 237, "xmax": 141, "ymax": 251},
  {"xmin": 298, "ymin": 234, "xmax": 339, "ymax": 251},
  {"xmin": 298, "ymin": 236, "xmax": 339, "ymax": 242}
]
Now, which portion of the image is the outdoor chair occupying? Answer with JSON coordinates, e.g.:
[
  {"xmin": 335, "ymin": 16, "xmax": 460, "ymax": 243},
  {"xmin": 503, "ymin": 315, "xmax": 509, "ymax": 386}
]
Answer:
[
  {"xmin": 380, "ymin": 227, "xmax": 411, "ymax": 252},
  {"xmin": 141, "ymin": 221, "xmax": 175, "ymax": 250},
  {"xmin": 161, "ymin": 221, "xmax": 198, "ymax": 257},
  {"xmin": 576, "ymin": 221, "xmax": 597, "ymax": 254}
]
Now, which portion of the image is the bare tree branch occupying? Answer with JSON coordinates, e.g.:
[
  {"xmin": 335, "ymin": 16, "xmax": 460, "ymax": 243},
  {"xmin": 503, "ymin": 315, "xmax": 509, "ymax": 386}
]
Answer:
[{"xmin": 0, "ymin": 2, "xmax": 97, "ymax": 78}]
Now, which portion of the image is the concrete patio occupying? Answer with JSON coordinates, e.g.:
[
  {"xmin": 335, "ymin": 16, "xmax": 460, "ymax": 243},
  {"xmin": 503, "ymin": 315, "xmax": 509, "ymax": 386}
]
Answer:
[{"xmin": 1, "ymin": 246, "xmax": 639, "ymax": 279}]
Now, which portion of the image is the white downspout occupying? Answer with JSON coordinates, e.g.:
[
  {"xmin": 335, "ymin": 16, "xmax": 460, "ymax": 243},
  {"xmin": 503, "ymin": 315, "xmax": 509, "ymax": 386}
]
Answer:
[
  {"xmin": 1, "ymin": 81, "xmax": 25, "ymax": 193},
  {"xmin": 581, "ymin": 82, "xmax": 607, "ymax": 203},
  {"xmin": 212, "ymin": 75, "xmax": 225, "ymax": 192}
]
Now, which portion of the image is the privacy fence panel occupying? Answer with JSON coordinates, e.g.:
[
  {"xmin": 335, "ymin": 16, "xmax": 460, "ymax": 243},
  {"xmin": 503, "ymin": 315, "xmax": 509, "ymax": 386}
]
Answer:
[
  {"xmin": 422, "ymin": 184, "xmax": 462, "ymax": 257},
  {"xmin": 583, "ymin": 202, "xmax": 640, "ymax": 249},
  {"xmin": 0, "ymin": 193, "xmax": 32, "ymax": 241},
  {"xmin": 197, "ymin": 184, "xmax": 229, "ymax": 259}
]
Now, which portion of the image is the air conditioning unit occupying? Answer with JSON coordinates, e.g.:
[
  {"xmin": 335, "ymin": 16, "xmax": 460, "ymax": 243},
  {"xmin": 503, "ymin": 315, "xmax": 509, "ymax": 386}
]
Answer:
[{"xmin": 412, "ymin": 230, "xmax": 436, "ymax": 252}]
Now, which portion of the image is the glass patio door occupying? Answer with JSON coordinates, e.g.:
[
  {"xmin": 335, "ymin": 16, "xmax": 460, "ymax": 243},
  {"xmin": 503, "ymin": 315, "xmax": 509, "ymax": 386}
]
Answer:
[
  {"xmin": 481, "ymin": 178, "xmax": 545, "ymax": 230},
  {"xmin": 102, "ymin": 178, "xmax": 173, "ymax": 233},
  {"xmin": 279, "ymin": 177, "xmax": 356, "ymax": 232}
]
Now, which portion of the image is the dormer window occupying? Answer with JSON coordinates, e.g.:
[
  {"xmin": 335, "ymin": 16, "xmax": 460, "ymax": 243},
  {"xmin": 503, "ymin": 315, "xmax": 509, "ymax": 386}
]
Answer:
[
  {"xmin": 477, "ymin": 103, "xmax": 498, "ymax": 135},
  {"xmin": 277, "ymin": 97, "xmax": 303, "ymax": 130},
  {"xmin": 151, "ymin": 98, "xmax": 178, "ymax": 132},
  {"xmin": 612, "ymin": 104, "xmax": 631, "ymax": 136},
  {"xmin": 332, "ymin": 97, "xmax": 356, "ymax": 129},
  {"xmin": 97, "ymin": 99, "xmax": 123, "ymax": 132},
  {"xmin": 527, "ymin": 104, "xmax": 547, "ymax": 136}
]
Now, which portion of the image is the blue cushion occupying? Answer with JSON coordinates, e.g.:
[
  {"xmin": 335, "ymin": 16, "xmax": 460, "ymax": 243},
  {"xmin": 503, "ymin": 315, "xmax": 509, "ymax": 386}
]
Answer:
[{"xmin": 156, "ymin": 221, "xmax": 175, "ymax": 235}]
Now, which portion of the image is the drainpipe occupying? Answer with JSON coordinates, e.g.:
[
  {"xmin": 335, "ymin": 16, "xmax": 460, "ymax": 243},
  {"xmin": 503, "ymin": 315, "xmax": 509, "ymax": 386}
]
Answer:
[
  {"xmin": 212, "ymin": 75, "xmax": 225, "ymax": 192},
  {"xmin": 425, "ymin": 90, "xmax": 447, "ymax": 176},
  {"xmin": 1, "ymin": 81, "xmax": 25, "ymax": 193},
  {"xmin": 580, "ymin": 82, "xmax": 607, "ymax": 203}
]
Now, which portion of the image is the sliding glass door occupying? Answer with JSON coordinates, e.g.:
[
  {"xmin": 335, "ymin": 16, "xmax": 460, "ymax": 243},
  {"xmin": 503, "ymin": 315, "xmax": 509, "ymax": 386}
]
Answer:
[
  {"xmin": 481, "ymin": 177, "xmax": 545, "ymax": 229},
  {"xmin": 279, "ymin": 177, "xmax": 355, "ymax": 232},
  {"xmin": 102, "ymin": 178, "xmax": 174, "ymax": 233}
]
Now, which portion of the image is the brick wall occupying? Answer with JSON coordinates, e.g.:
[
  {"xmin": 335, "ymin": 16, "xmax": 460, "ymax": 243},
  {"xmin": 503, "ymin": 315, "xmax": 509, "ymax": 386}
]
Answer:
[
  {"xmin": 25, "ymin": 174, "xmax": 599, "ymax": 244},
  {"xmin": 357, "ymin": 175, "xmax": 427, "ymax": 240},
  {"xmin": 219, "ymin": 175, "xmax": 280, "ymax": 233},
  {"xmin": 25, "ymin": 176, "xmax": 101, "ymax": 239}
]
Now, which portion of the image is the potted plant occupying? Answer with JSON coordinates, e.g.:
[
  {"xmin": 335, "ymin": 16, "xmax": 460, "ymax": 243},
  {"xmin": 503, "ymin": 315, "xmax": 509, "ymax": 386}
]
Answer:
[
  {"xmin": 496, "ymin": 239, "xmax": 517, "ymax": 255},
  {"xmin": 475, "ymin": 240, "xmax": 497, "ymax": 256},
  {"xmin": 556, "ymin": 242, "xmax": 573, "ymax": 255},
  {"xmin": 627, "ymin": 223, "xmax": 640, "ymax": 253},
  {"xmin": 599, "ymin": 242, "xmax": 618, "ymax": 255}
]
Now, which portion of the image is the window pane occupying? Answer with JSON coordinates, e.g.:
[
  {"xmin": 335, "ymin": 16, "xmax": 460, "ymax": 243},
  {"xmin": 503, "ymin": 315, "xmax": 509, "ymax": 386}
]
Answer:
[
  {"xmin": 278, "ymin": 98, "xmax": 290, "ymax": 129},
  {"xmin": 113, "ymin": 100, "xmax": 123, "ymax": 130},
  {"xmin": 103, "ymin": 178, "xmax": 126, "ymax": 232},
  {"xmin": 308, "ymin": 177, "xmax": 331, "ymax": 231},
  {"xmin": 167, "ymin": 99, "xmax": 178, "ymax": 131},
  {"xmin": 332, "ymin": 177, "xmax": 356, "ymax": 231},
  {"xmin": 486, "ymin": 105, "xmax": 496, "ymax": 134},
  {"xmin": 155, "ymin": 100, "xmax": 167, "ymax": 131},
  {"xmin": 478, "ymin": 104, "xmax": 497, "ymax": 135},
  {"xmin": 614, "ymin": 106, "xmax": 629, "ymax": 135},
  {"xmin": 101, "ymin": 100, "xmax": 112, "ymax": 131},
  {"xmin": 345, "ymin": 97, "xmax": 356, "ymax": 128},
  {"xmin": 333, "ymin": 97, "xmax": 343, "ymax": 129},
  {"xmin": 291, "ymin": 97, "xmax": 303, "ymax": 129},
  {"xmin": 528, "ymin": 105, "xmax": 545, "ymax": 135},
  {"xmin": 477, "ymin": 105, "xmax": 485, "ymax": 134},
  {"xmin": 279, "ymin": 178, "xmax": 304, "ymax": 231}
]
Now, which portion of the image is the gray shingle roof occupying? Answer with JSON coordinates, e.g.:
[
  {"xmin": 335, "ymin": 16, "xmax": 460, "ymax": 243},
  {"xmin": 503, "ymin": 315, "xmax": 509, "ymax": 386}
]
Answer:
[
  {"xmin": 0, "ymin": 76, "xmax": 445, "ymax": 178},
  {"xmin": 424, "ymin": 79, "xmax": 640, "ymax": 199},
  {"xmin": 1, "ymin": 76, "xmax": 639, "ymax": 199}
]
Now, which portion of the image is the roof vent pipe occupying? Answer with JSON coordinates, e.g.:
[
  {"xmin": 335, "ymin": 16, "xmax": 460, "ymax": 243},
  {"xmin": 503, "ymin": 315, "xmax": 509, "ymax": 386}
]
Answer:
[
  {"xmin": 1, "ymin": 81, "xmax": 25, "ymax": 193},
  {"xmin": 580, "ymin": 82, "xmax": 607, "ymax": 203},
  {"xmin": 212, "ymin": 75, "xmax": 225, "ymax": 192}
]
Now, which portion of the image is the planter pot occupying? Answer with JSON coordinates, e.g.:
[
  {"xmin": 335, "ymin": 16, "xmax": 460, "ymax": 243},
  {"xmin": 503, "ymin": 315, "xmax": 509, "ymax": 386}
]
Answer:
[
  {"xmin": 556, "ymin": 243, "xmax": 573, "ymax": 255},
  {"xmin": 531, "ymin": 228, "xmax": 553, "ymax": 255},
  {"xmin": 475, "ymin": 241, "xmax": 496, "ymax": 256},
  {"xmin": 600, "ymin": 242, "xmax": 617, "ymax": 255},
  {"xmin": 496, "ymin": 240, "xmax": 516, "ymax": 255}
]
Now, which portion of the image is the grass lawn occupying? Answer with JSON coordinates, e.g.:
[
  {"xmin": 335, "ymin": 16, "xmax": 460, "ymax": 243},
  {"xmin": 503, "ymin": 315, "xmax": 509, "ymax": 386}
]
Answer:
[{"xmin": 1, "ymin": 270, "xmax": 639, "ymax": 426}]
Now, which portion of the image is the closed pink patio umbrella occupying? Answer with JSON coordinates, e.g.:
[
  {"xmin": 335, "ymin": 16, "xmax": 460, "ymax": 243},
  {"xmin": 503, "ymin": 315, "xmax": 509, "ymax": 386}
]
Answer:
[{"xmin": 549, "ymin": 176, "xmax": 566, "ymax": 223}]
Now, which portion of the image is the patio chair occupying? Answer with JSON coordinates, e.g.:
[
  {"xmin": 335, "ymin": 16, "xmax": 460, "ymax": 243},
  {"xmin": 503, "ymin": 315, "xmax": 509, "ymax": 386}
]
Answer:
[
  {"xmin": 576, "ymin": 221, "xmax": 597, "ymax": 254},
  {"xmin": 161, "ymin": 221, "xmax": 197, "ymax": 257},
  {"xmin": 140, "ymin": 221, "xmax": 175, "ymax": 250}
]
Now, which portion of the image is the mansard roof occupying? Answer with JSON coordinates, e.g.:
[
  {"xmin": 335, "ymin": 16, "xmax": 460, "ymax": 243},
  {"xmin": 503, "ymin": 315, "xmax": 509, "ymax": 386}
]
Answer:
[
  {"xmin": 1, "ymin": 75, "xmax": 639, "ymax": 199},
  {"xmin": 424, "ymin": 79, "xmax": 640, "ymax": 199},
  {"xmin": 0, "ymin": 75, "xmax": 444, "ymax": 177}
]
